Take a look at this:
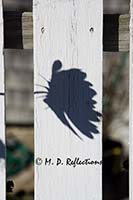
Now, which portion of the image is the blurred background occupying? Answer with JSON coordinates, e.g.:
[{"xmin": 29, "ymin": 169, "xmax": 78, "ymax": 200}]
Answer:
[{"xmin": 4, "ymin": 0, "xmax": 129, "ymax": 200}]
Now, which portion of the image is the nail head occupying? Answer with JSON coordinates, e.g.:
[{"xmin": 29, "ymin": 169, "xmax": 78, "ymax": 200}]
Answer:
[{"xmin": 41, "ymin": 27, "xmax": 45, "ymax": 33}]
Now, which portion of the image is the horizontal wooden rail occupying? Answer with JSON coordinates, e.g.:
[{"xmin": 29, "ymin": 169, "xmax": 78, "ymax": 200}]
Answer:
[
  {"xmin": 4, "ymin": 12, "xmax": 129, "ymax": 52},
  {"xmin": 104, "ymin": 14, "xmax": 129, "ymax": 52}
]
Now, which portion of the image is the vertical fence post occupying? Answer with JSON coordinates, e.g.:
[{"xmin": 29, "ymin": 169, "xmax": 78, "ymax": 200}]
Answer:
[
  {"xmin": 0, "ymin": 1, "xmax": 5, "ymax": 199},
  {"xmin": 130, "ymin": 0, "xmax": 133, "ymax": 199},
  {"xmin": 33, "ymin": 0, "xmax": 103, "ymax": 199}
]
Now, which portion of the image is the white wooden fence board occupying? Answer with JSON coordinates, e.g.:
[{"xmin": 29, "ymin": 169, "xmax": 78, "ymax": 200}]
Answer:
[
  {"xmin": 34, "ymin": 0, "xmax": 103, "ymax": 199},
  {"xmin": 130, "ymin": 1, "xmax": 133, "ymax": 199},
  {"xmin": 0, "ymin": 1, "xmax": 5, "ymax": 199}
]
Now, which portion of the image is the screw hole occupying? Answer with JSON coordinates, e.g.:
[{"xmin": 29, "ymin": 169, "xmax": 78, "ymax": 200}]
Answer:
[
  {"xmin": 41, "ymin": 27, "xmax": 45, "ymax": 33},
  {"xmin": 89, "ymin": 27, "xmax": 94, "ymax": 32}
]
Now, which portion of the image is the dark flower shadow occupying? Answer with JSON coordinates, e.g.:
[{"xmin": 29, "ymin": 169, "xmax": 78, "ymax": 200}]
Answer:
[
  {"xmin": 36, "ymin": 60, "xmax": 102, "ymax": 140},
  {"xmin": 0, "ymin": 140, "xmax": 5, "ymax": 159}
]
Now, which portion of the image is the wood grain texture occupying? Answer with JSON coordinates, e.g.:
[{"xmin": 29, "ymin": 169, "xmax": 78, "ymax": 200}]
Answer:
[
  {"xmin": 0, "ymin": 1, "xmax": 5, "ymax": 200},
  {"xmin": 5, "ymin": 50, "xmax": 33, "ymax": 124},
  {"xmin": 4, "ymin": 12, "xmax": 129, "ymax": 52},
  {"xmin": 119, "ymin": 14, "xmax": 129, "ymax": 52},
  {"xmin": 33, "ymin": 0, "xmax": 102, "ymax": 199},
  {"xmin": 22, "ymin": 12, "xmax": 33, "ymax": 49},
  {"xmin": 130, "ymin": 1, "xmax": 133, "ymax": 199}
]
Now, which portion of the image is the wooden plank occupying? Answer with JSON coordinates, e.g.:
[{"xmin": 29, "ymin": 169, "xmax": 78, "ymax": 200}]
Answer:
[
  {"xmin": 5, "ymin": 50, "xmax": 33, "ymax": 125},
  {"xmin": 33, "ymin": 0, "xmax": 102, "ymax": 199},
  {"xmin": 4, "ymin": 12, "xmax": 129, "ymax": 52},
  {"xmin": 119, "ymin": 14, "xmax": 129, "ymax": 51},
  {"xmin": 103, "ymin": 14, "xmax": 129, "ymax": 52},
  {"xmin": 22, "ymin": 13, "xmax": 33, "ymax": 49},
  {"xmin": 4, "ymin": 12, "xmax": 33, "ymax": 49},
  {"xmin": 130, "ymin": 1, "xmax": 133, "ymax": 199},
  {"xmin": 0, "ymin": 1, "xmax": 5, "ymax": 200}
]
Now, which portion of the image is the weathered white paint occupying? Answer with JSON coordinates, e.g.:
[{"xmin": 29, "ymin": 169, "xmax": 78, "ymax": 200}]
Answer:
[
  {"xmin": 130, "ymin": 1, "xmax": 133, "ymax": 199},
  {"xmin": 33, "ymin": 0, "xmax": 103, "ymax": 199},
  {"xmin": 0, "ymin": 1, "xmax": 5, "ymax": 199}
]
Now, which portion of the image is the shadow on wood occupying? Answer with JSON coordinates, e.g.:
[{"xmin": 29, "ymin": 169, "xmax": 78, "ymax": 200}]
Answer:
[
  {"xmin": 35, "ymin": 60, "xmax": 102, "ymax": 140},
  {"xmin": 4, "ymin": 12, "xmax": 23, "ymax": 49}
]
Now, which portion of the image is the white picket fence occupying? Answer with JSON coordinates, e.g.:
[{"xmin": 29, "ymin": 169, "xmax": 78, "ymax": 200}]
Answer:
[
  {"xmin": 0, "ymin": 0, "xmax": 132, "ymax": 199},
  {"xmin": 0, "ymin": 1, "xmax": 5, "ymax": 199},
  {"xmin": 33, "ymin": 0, "xmax": 102, "ymax": 199}
]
